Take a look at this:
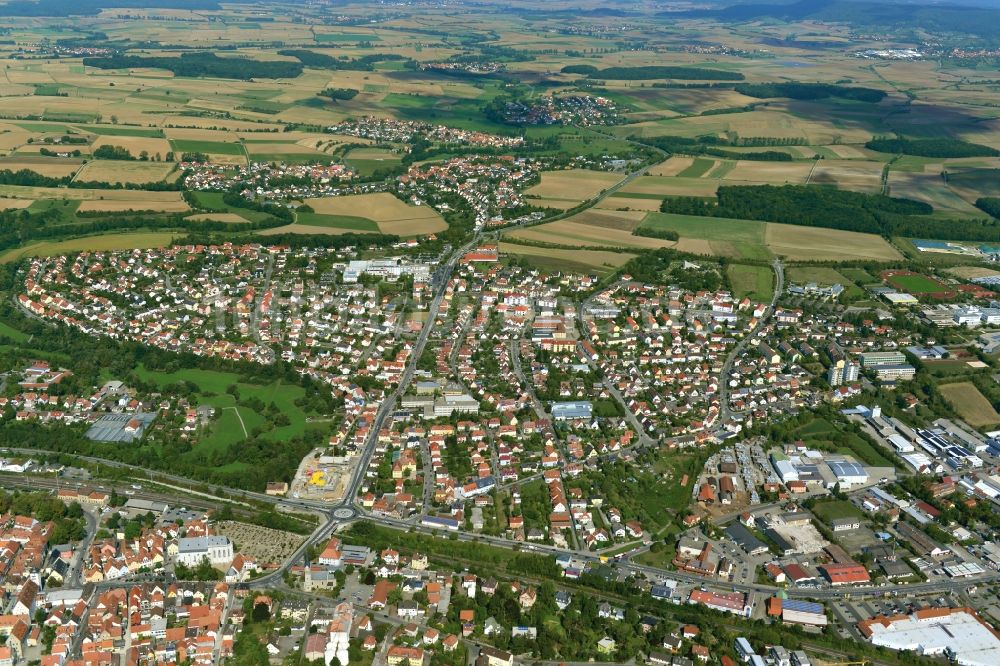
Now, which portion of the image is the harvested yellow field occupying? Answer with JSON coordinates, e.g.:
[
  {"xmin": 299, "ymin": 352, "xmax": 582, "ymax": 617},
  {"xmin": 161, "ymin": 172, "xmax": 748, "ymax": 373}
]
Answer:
[
  {"xmin": 185, "ymin": 213, "xmax": 249, "ymax": 223},
  {"xmin": 809, "ymin": 160, "xmax": 883, "ymax": 193},
  {"xmin": 724, "ymin": 161, "xmax": 813, "ymax": 184},
  {"xmin": 244, "ymin": 142, "xmax": 323, "ymax": 156},
  {"xmin": 764, "ymin": 224, "xmax": 901, "ymax": 261},
  {"xmin": 0, "ymin": 157, "xmax": 81, "ymax": 177},
  {"xmin": 303, "ymin": 193, "xmax": 446, "ymax": 235},
  {"xmin": 91, "ymin": 135, "xmax": 172, "ymax": 160},
  {"xmin": 672, "ymin": 238, "xmax": 716, "ymax": 255},
  {"xmin": 619, "ymin": 176, "xmax": 720, "ymax": 197},
  {"xmin": 568, "ymin": 209, "xmax": 648, "ymax": 229},
  {"xmin": 498, "ymin": 242, "xmax": 635, "ymax": 272},
  {"xmin": 946, "ymin": 266, "xmax": 1000, "ymax": 280},
  {"xmin": 77, "ymin": 199, "xmax": 190, "ymax": 213},
  {"xmin": 506, "ymin": 211, "xmax": 671, "ymax": 250},
  {"xmin": 824, "ymin": 145, "xmax": 869, "ymax": 159},
  {"xmin": 939, "ymin": 382, "xmax": 1000, "ymax": 427},
  {"xmin": 530, "ymin": 197, "xmax": 580, "ymax": 210},
  {"xmin": 0, "ymin": 184, "xmax": 185, "ymax": 202},
  {"xmin": 526, "ymin": 169, "xmax": 625, "ymax": 201},
  {"xmin": 0, "ymin": 197, "xmax": 32, "ymax": 210},
  {"xmin": 595, "ymin": 197, "xmax": 664, "ymax": 212},
  {"xmin": 649, "ymin": 157, "xmax": 694, "ymax": 177},
  {"xmin": 75, "ymin": 161, "xmax": 176, "ymax": 185}
]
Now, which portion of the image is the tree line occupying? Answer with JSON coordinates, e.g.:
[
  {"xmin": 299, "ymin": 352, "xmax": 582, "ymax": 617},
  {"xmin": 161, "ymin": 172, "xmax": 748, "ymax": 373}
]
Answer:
[
  {"xmin": 867, "ymin": 136, "xmax": 999, "ymax": 158},
  {"xmin": 661, "ymin": 184, "xmax": 1000, "ymax": 241},
  {"xmin": 636, "ymin": 135, "xmax": 794, "ymax": 161},
  {"xmin": 277, "ymin": 49, "xmax": 407, "ymax": 71},
  {"xmin": 83, "ymin": 52, "xmax": 303, "ymax": 80},
  {"xmin": 734, "ymin": 81, "xmax": 886, "ymax": 103},
  {"xmin": 975, "ymin": 197, "xmax": 1000, "ymax": 218}
]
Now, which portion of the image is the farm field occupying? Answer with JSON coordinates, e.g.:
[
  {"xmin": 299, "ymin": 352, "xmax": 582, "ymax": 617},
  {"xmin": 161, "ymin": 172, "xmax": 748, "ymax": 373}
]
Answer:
[
  {"xmin": 75, "ymin": 160, "xmax": 177, "ymax": 184},
  {"xmin": 0, "ymin": 232, "xmax": 178, "ymax": 263},
  {"xmin": 76, "ymin": 199, "xmax": 190, "ymax": 213},
  {"xmin": 946, "ymin": 266, "xmax": 1000, "ymax": 280},
  {"xmin": 302, "ymin": 193, "xmax": 445, "ymax": 235},
  {"xmin": 0, "ymin": 157, "xmax": 82, "ymax": 177},
  {"xmin": 295, "ymin": 212, "xmax": 379, "ymax": 231},
  {"xmin": 498, "ymin": 242, "xmax": 635, "ymax": 275},
  {"xmin": 887, "ymin": 171, "xmax": 983, "ymax": 215},
  {"xmin": 0, "ymin": 198, "xmax": 33, "ymax": 210},
  {"xmin": 504, "ymin": 210, "xmax": 670, "ymax": 250},
  {"xmin": 808, "ymin": 159, "xmax": 884, "ymax": 192},
  {"xmin": 343, "ymin": 146, "xmax": 403, "ymax": 177},
  {"xmin": 938, "ymin": 382, "xmax": 1000, "ymax": 427},
  {"xmin": 594, "ymin": 196, "xmax": 664, "ymax": 212},
  {"xmin": 637, "ymin": 212, "xmax": 901, "ymax": 261},
  {"xmin": 648, "ymin": 156, "xmax": 694, "ymax": 177},
  {"xmin": 185, "ymin": 212, "xmax": 250, "ymax": 223},
  {"xmin": 765, "ymin": 224, "xmax": 901, "ymax": 261},
  {"xmin": 526, "ymin": 169, "xmax": 625, "ymax": 202},
  {"xmin": 638, "ymin": 212, "xmax": 770, "ymax": 260},
  {"xmin": 723, "ymin": 160, "xmax": 814, "ymax": 184},
  {"xmin": 92, "ymin": 135, "xmax": 172, "ymax": 160},
  {"xmin": 618, "ymin": 175, "xmax": 721, "ymax": 198}
]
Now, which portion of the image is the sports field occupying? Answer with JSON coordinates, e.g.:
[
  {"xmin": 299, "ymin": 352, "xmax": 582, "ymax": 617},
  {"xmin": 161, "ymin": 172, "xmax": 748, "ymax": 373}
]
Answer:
[
  {"xmin": 882, "ymin": 271, "xmax": 950, "ymax": 294},
  {"xmin": 302, "ymin": 193, "xmax": 445, "ymax": 235},
  {"xmin": 938, "ymin": 382, "xmax": 1000, "ymax": 427}
]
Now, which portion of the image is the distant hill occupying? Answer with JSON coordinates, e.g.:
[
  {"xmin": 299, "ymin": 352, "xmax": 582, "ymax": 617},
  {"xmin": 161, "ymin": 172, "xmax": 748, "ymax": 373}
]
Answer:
[
  {"xmin": 662, "ymin": 0, "xmax": 1000, "ymax": 42},
  {"xmin": 0, "ymin": 0, "xmax": 219, "ymax": 16}
]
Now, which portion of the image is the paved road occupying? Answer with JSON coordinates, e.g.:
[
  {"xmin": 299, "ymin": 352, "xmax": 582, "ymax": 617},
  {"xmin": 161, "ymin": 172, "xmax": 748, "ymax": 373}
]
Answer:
[{"xmin": 718, "ymin": 259, "xmax": 784, "ymax": 425}]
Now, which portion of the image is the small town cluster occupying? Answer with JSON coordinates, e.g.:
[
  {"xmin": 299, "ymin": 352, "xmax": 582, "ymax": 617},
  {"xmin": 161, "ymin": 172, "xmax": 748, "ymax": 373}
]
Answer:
[{"xmin": 6, "ymin": 233, "xmax": 1000, "ymax": 666}]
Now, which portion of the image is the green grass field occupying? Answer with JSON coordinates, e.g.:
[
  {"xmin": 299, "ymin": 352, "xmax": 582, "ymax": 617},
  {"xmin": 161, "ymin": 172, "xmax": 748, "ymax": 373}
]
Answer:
[
  {"xmin": 296, "ymin": 212, "xmax": 379, "ymax": 231},
  {"xmin": 170, "ymin": 139, "xmax": 246, "ymax": 156},
  {"xmin": 677, "ymin": 157, "xmax": 715, "ymax": 178},
  {"xmin": 811, "ymin": 500, "xmax": 864, "ymax": 522},
  {"xmin": 728, "ymin": 263, "xmax": 774, "ymax": 301},
  {"xmin": 793, "ymin": 417, "xmax": 895, "ymax": 468},
  {"xmin": 887, "ymin": 273, "xmax": 948, "ymax": 294},
  {"xmin": 133, "ymin": 365, "xmax": 312, "ymax": 443},
  {"xmin": 639, "ymin": 211, "xmax": 771, "ymax": 261},
  {"xmin": 188, "ymin": 191, "xmax": 274, "ymax": 223},
  {"xmin": 0, "ymin": 320, "xmax": 30, "ymax": 342},
  {"xmin": 839, "ymin": 267, "xmax": 878, "ymax": 284},
  {"xmin": 786, "ymin": 266, "xmax": 864, "ymax": 298}
]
